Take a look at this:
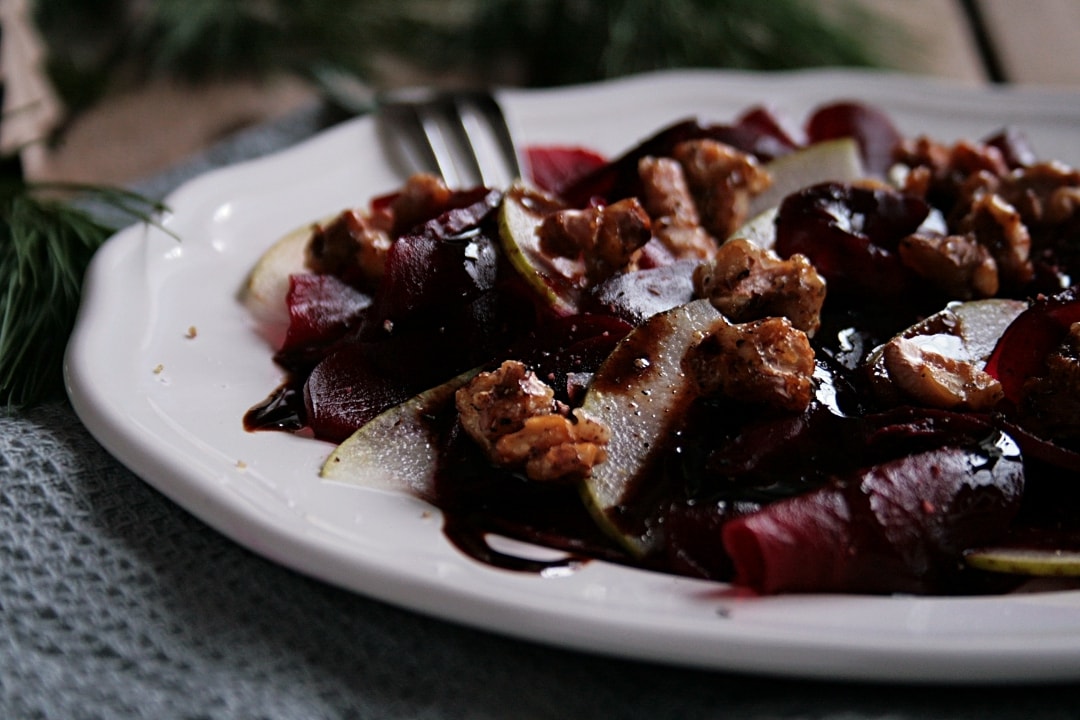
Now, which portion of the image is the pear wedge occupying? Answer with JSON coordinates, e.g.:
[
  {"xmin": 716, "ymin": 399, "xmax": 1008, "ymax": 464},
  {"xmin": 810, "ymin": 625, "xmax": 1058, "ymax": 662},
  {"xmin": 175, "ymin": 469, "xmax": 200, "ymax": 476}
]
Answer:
[
  {"xmin": 578, "ymin": 299, "xmax": 721, "ymax": 556},
  {"xmin": 240, "ymin": 221, "xmax": 317, "ymax": 329},
  {"xmin": 731, "ymin": 138, "xmax": 866, "ymax": 250},
  {"xmin": 748, "ymin": 137, "xmax": 866, "ymax": 217},
  {"xmin": 498, "ymin": 182, "xmax": 585, "ymax": 315},
  {"xmin": 964, "ymin": 547, "xmax": 1080, "ymax": 577}
]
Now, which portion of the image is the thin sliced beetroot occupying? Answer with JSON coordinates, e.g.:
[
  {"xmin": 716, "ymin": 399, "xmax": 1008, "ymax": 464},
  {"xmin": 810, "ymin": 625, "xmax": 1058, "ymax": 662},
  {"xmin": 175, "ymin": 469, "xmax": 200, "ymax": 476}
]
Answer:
[
  {"xmin": 281, "ymin": 273, "xmax": 371, "ymax": 354},
  {"xmin": 805, "ymin": 101, "xmax": 903, "ymax": 177},
  {"xmin": 557, "ymin": 119, "xmax": 705, "ymax": 207},
  {"xmin": 367, "ymin": 189, "xmax": 503, "ymax": 330},
  {"xmin": 375, "ymin": 290, "xmax": 534, "ymax": 383},
  {"xmin": 722, "ymin": 430, "xmax": 1024, "ymax": 594},
  {"xmin": 664, "ymin": 499, "xmax": 756, "ymax": 581},
  {"xmin": 304, "ymin": 343, "xmax": 415, "ymax": 443},
  {"xmin": 525, "ymin": 146, "xmax": 607, "ymax": 195},
  {"xmin": 984, "ymin": 287, "xmax": 1080, "ymax": 404},
  {"xmin": 668, "ymin": 407, "xmax": 1024, "ymax": 590},
  {"xmin": 774, "ymin": 182, "xmax": 929, "ymax": 302},
  {"xmin": 735, "ymin": 105, "xmax": 804, "ymax": 151},
  {"xmin": 304, "ymin": 283, "xmax": 539, "ymax": 443}
]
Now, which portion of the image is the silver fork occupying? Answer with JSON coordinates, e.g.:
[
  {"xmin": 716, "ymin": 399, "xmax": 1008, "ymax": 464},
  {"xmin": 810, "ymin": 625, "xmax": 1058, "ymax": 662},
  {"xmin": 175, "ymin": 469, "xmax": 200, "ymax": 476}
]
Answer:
[{"xmin": 374, "ymin": 88, "xmax": 522, "ymax": 190}]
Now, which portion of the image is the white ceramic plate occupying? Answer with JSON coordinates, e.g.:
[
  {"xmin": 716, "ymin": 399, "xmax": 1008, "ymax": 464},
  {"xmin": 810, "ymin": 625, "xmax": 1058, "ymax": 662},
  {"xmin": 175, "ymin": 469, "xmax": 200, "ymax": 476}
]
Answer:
[{"xmin": 66, "ymin": 70, "xmax": 1080, "ymax": 683}]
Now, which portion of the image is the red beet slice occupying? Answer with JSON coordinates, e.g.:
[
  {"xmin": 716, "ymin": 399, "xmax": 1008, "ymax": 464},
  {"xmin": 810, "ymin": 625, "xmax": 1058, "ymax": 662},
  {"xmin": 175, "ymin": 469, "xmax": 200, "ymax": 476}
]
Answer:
[
  {"xmin": 774, "ymin": 182, "xmax": 929, "ymax": 302},
  {"xmin": 525, "ymin": 146, "xmax": 608, "ymax": 195},
  {"xmin": 367, "ymin": 189, "xmax": 503, "ymax": 330},
  {"xmin": 805, "ymin": 101, "xmax": 903, "ymax": 177},
  {"xmin": 281, "ymin": 273, "xmax": 371, "ymax": 353},
  {"xmin": 303, "ymin": 343, "xmax": 414, "ymax": 443},
  {"xmin": 723, "ymin": 435, "xmax": 1024, "ymax": 595},
  {"xmin": 735, "ymin": 105, "xmax": 804, "ymax": 151},
  {"xmin": 984, "ymin": 288, "xmax": 1080, "ymax": 404}
]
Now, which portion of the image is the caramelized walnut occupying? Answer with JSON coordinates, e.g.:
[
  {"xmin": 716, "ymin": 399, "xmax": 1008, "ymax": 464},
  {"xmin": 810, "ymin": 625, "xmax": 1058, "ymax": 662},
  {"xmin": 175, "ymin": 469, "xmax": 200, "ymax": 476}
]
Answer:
[
  {"xmin": 638, "ymin": 156, "xmax": 717, "ymax": 260},
  {"xmin": 455, "ymin": 360, "xmax": 610, "ymax": 482},
  {"xmin": 672, "ymin": 139, "xmax": 772, "ymax": 240},
  {"xmin": 538, "ymin": 198, "xmax": 652, "ymax": 281},
  {"xmin": 388, "ymin": 173, "xmax": 454, "ymax": 236},
  {"xmin": 494, "ymin": 410, "xmax": 610, "ymax": 483},
  {"xmin": 1000, "ymin": 161, "xmax": 1080, "ymax": 226},
  {"xmin": 949, "ymin": 140, "xmax": 1011, "ymax": 179},
  {"xmin": 893, "ymin": 136, "xmax": 951, "ymax": 177},
  {"xmin": 455, "ymin": 360, "xmax": 560, "ymax": 451},
  {"xmin": 894, "ymin": 136, "xmax": 1009, "ymax": 221},
  {"xmin": 305, "ymin": 173, "xmax": 465, "ymax": 289},
  {"xmin": 306, "ymin": 209, "xmax": 392, "ymax": 289},
  {"xmin": 880, "ymin": 335, "xmax": 1003, "ymax": 411},
  {"xmin": 1047, "ymin": 185, "xmax": 1080, "ymax": 225},
  {"xmin": 898, "ymin": 231, "xmax": 999, "ymax": 299},
  {"xmin": 686, "ymin": 316, "xmax": 816, "ymax": 413},
  {"xmin": 692, "ymin": 238, "xmax": 826, "ymax": 336},
  {"xmin": 958, "ymin": 193, "xmax": 1034, "ymax": 290}
]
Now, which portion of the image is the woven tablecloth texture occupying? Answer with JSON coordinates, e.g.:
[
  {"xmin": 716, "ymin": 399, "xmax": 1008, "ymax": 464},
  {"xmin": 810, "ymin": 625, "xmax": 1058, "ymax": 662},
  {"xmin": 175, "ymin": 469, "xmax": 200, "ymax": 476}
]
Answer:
[{"xmin": 4, "ymin": 106, "xmax": 1080, "ymax": 720}]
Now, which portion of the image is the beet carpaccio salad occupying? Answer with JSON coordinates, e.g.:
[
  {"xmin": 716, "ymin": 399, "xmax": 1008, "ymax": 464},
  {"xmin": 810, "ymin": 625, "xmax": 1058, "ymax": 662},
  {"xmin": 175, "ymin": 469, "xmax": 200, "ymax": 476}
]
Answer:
[{"xmin": 242, "ymin": 99, "xmax": 1080, "ymax": 596}]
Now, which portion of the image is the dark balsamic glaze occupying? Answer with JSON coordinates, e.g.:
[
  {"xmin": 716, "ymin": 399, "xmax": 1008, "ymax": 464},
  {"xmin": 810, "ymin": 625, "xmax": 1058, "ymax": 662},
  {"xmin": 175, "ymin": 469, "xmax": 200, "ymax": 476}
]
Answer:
[
  {"xmin": 424, "ymin": 391, "xmax": 636, "ymax": 574},
  {"xmin": 244, "ymin": 380, "xmax": 306, "ymax": 433}
]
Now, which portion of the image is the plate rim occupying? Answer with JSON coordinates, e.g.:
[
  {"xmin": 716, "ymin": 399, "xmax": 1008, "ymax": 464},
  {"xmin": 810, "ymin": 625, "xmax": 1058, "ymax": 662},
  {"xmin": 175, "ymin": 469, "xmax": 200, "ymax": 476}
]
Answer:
[{"xmin": 65, "ymin": 68, "xmax": 1080, "ymax": 684}]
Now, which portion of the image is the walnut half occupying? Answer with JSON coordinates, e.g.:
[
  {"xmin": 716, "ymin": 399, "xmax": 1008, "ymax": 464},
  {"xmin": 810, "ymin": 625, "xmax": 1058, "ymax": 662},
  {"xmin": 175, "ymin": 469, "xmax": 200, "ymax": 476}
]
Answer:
[
  {"xmin": 455, "ymin": 360, "xmax": 611, "ymax": 483},
  {"xmin": 686, "ymin": 315, "xmax": 816, "ymax": 413},
  {"xmin": 693, "ymin": 238, "xmax": 826, "ymax": 336}
]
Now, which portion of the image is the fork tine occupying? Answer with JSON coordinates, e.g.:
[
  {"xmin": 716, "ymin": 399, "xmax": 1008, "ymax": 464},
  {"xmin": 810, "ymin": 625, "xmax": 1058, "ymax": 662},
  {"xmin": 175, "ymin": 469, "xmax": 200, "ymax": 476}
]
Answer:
[
  {"xmin": 455, "ymin": 91, "xmax": 522, "ymax": 188},
  {"xmin": 376, "ymin": 89, "xmax": 520, "ymax": 190},
  {"xmin": 423, "ymin": 96, "xmax": 486, "ymax": 188},
  {"xmin": 475, "ymin": 92, "xmax": 522, "ymax": 182},
  {"xmin": 376, "ymin": 99, "xmax": 443, "ymax": 181}
]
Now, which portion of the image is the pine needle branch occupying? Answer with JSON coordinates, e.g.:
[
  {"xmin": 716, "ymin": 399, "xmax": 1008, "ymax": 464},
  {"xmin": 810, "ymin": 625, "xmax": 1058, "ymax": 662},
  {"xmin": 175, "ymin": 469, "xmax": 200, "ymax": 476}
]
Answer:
[
  {"xmin": 0, "ymin": 182, "xmax": 167, "ymax": 408},
  {"xmin": 33, "ymin": 0, "xmax": 889, "ymax": 114}
]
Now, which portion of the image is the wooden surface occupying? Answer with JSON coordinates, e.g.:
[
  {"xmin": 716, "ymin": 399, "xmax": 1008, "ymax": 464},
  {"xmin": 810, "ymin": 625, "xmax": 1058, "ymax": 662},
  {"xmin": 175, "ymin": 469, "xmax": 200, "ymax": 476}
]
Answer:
[{"xmin": 10, "ymin": 0, "xmax": 1080, "ymax": 187}]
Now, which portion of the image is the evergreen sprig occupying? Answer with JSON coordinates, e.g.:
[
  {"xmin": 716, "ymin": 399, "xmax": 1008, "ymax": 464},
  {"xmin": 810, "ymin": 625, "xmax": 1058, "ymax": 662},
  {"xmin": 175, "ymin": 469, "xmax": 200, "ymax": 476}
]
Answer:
[
  {"xmin": 34, "ymin": 0, "xmax": 887, "ymax": 116},
  {"xmin": 0, "ymin": 182, "xmax": 166, "ymax": 408}
]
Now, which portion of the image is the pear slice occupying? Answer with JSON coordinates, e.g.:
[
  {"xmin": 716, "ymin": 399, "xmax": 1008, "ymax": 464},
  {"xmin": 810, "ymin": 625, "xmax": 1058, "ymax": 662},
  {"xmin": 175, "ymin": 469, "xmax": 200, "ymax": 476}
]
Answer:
[
  {"xmin": 747, "ymin": 137, "xmax": 866, "ymax": 218},
  {"xmin": 497, "ymin": 182, "xmax": 585, "ymax": 315},
  {"xmin": 320, "ymin": 370, "xmax": 478, "ymax": 499},
  {"xmin": 578, "ymin": 299, "xmax": 721, "ymax": 556},
  {"xmin": 240, "ymin": 220, "xmax": 318, "ymax": 329},
  {"xmin": 964, "ymin": 547, "xmax": 1080, "ymax": 577},
  {"xmin": 730, "ymin": 138, "xmax": 866, "ymax": 250},
  {"xmin": 728, "ymin": 206, "xmax": 779, "ymax": 250}
]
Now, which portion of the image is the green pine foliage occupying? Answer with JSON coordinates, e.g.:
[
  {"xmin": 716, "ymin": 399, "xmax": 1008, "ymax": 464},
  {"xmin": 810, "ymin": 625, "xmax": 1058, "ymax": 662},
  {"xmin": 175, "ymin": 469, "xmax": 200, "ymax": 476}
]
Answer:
[
  {"xmin": 0, "ymin": 183, "xmax": 166, "ymax": 407},
  {"xmin": 34, "ymin": 0, "xmax": 884, "ymax": 111}
]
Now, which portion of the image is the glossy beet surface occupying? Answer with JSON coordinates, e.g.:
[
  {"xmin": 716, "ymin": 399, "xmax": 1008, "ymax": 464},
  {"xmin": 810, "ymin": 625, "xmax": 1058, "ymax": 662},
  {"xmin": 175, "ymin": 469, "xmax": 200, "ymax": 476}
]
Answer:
[
  {"xmin": 722, "ymin": 413, "xmax": 1024, "ymax": 594},
  {"xmin": 525, "ymin": 146, "xmax": 608, "ymax": 195},
  {"xmin": 774, "ymin": 182, "xmax": 930, "ymax": 302}
]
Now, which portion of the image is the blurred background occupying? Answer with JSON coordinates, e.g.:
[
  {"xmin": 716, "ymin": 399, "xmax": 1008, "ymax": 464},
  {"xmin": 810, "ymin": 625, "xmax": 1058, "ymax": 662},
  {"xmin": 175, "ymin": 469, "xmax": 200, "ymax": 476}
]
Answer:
[{"xmin": 6, "ymin": 0, "xmax": 1079, "ymax": 189}]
